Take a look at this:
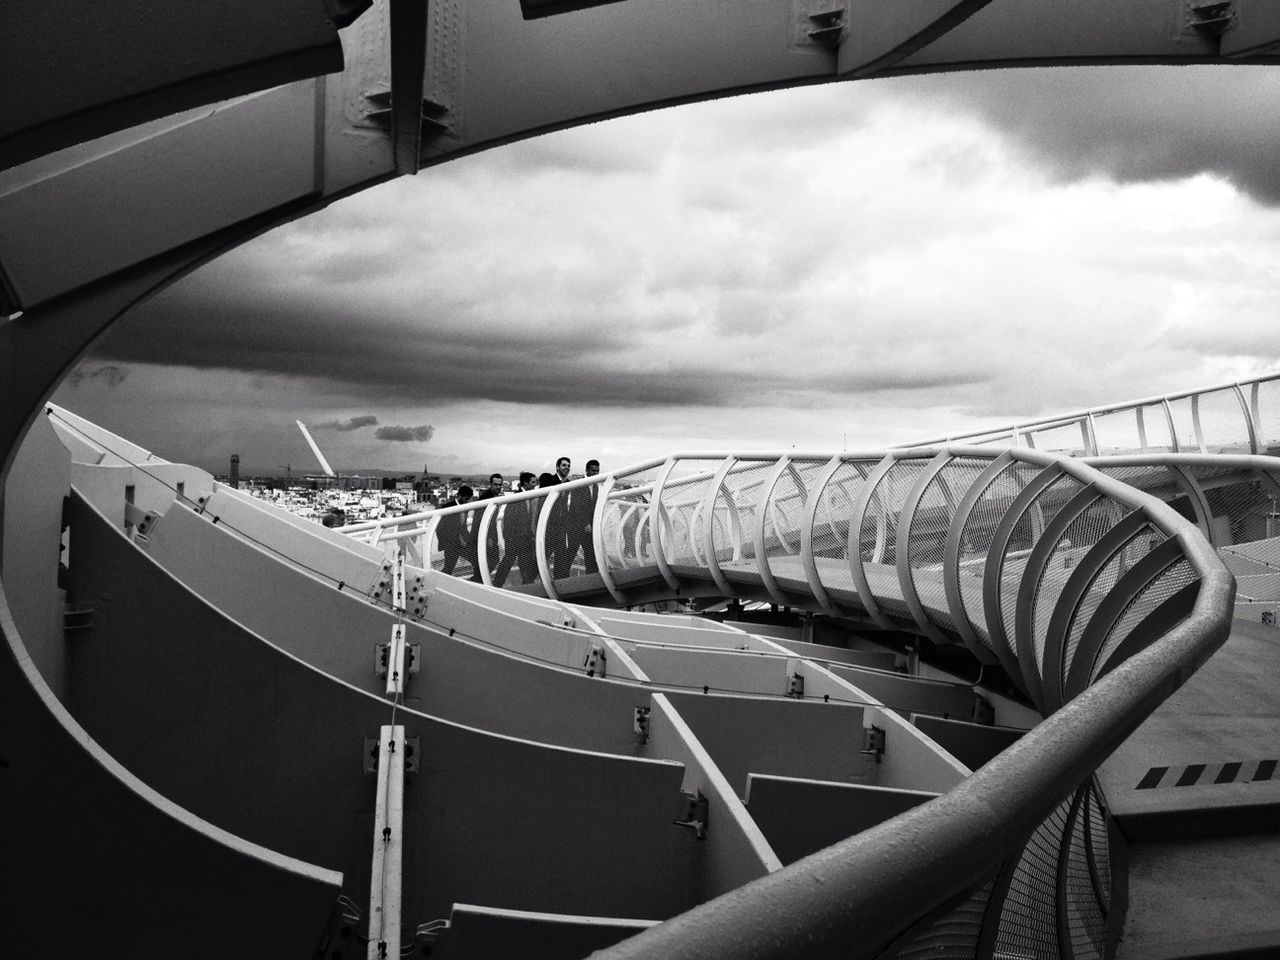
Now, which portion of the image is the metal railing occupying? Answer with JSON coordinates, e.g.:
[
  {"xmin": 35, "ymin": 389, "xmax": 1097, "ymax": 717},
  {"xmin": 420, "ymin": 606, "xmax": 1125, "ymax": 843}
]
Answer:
[
  {"xmin": 908, "ymin": 370, "xmax": 1280, "ymax": 457},
  {"xmin": 342, "ymin": 444, "xmax": 1254, "ymax": 958}
]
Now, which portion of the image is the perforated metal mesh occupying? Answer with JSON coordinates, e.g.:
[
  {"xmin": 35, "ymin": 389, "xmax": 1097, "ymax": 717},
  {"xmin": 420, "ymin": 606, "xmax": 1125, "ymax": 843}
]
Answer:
[
  {"xmin": 1195, "ymin": 386, "xmax": 1253, "ymax": 454},
  {"xmin": 1181, "ymin": 464, "xmax": 1277, "ymax": 549},
  {"xmin": 709, "ymin": 459, "xmax": 773, "ymax": 567},
  {"xmin": 657, "ymin": 459, "xmax": 723, "ymax": 568},
  {"xmin": 1091, "ymin": 408, "xmax": 1142, "ymax": 455},
  {"xmin": 953, "ymin": 460, "xmax": 1035, "ymax": 654},
  {"xmin": 1026, "ymin": 420, "xmax": 1090, "ymax": 455},
  {"xmin": 1064, "ymin": 789, "xmax": 1106, "ymax": 960},
  {"xmin": 1136, "ymin": 402, "xmax": 1174, "ymax": 452},
  {"xmin": 812, "ymin": 459, "xmax": 872, "ymax": 608},
  {"xmin": 1167, "ymin": 396, "xmax": 1199, "ymax": 452},
  {"xmin": 909, "ymin": 458, "xmax": 984, "ymax": 631},
  {"xmin": 991, "ymin": 796, "xmax": 1073, "ymax": 960},
  {"xmin": 1085, "ymin": 784, "xmax": 1112, "ymax": 908},
  {"xmin": 1253, "ymin": 378, "xmax": 1280, "ymax": 454},
  {"xmin": 758, "ymin": 458, "xmax": 826, "ymax": 599},
  {"xmin": 599, "ymin": 465, "xmax": 662, "ymax": 582},
  {"xmin": 1060, "ymin": 526, "xmax": 1164, "ymax": 686},
  {"xmin": 1030, "ymin": 497, "xmax": 1133, "ymax": 676},
  {"xmin": 887, "ymin": 879, "xmax": 993, "ymax": 960},
  {"xmin": 998, "ymin": 474, "xmax": 1084, "ymax": 662},
  {"xmin": 1090, "ymin": 557, "xmax": 1198, "ymax": 684}
]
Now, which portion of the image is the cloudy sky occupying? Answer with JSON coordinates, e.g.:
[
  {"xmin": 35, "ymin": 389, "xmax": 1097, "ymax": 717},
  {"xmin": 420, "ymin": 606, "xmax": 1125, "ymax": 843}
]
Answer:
[{"xmin": 56, "ymin": 64, "xmax": 1280, "ymax": 478}]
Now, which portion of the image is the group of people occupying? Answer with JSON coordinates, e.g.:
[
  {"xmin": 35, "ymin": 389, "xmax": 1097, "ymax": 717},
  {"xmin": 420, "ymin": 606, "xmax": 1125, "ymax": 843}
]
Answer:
[{"xmin": 436, "ymin": 457, "xmax": 601, "ymax": 587}]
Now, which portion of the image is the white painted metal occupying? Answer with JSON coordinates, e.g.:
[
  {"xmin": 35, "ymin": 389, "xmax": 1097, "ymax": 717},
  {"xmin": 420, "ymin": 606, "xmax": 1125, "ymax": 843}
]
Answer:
[{"xmin": 368, "ymin": 724, "xmax": 405, "ymax": 960}]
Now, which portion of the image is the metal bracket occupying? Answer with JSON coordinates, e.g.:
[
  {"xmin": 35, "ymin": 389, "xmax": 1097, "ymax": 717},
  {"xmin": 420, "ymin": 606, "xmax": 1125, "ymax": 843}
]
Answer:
[
  {"xmin": 673, "ymin": 790, "xmax": 709, "ymax": 840},
  {"xmin": 633, "ymin": 705, "xmax": 651, "ymax": 744},
  {"xmin": 364, "ymin": 735, "xmax": 420, "ymax": 776},
  {"xmin": 376, "ymin": 640, "xmax": 420, "ymax": 677},
  {"xmin": 786, "ymin": 672, "xmax": 805, "ymax": 698},
  {"xmin": 861, "ymin": 725, "xmax": 886, "ymax": 763},
  {"xmin": 807, "ymin": 6, "xmax": 847, "ymax": 46},
  {"xmin": 583, "ymin": 643, "xmax": 606, "ymax": 678},
  {"xmin": 1186, "ymin": 1, "xmax": 1234, "ymax": 36},
  {"xmin": 414, "ymin": 918, "xmax": 450, "ymax": 948},
  {"xmin": 407, "ymin": 572, "xmax": 427, "ymax": 617}
]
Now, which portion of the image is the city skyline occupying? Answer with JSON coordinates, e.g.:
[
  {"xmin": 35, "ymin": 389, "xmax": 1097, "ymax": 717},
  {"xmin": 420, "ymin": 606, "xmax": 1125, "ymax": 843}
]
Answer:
[{"xmin": 54, "ymin": 64, "xmax": 1280, "ymax": 476}]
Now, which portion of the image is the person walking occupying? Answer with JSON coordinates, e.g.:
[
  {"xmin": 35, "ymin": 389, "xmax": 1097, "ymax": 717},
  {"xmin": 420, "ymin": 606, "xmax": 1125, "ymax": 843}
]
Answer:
[
  {"xmin": 562, "ymin": 459, "xmax": 600, "ymax": 576},
  {"xmin": 437, "ymin": 485, "xmax": 477, "ymax": 578},
  {"xmin": 493, "ymin": 472, "xmax": 539, "ymax": 587}
]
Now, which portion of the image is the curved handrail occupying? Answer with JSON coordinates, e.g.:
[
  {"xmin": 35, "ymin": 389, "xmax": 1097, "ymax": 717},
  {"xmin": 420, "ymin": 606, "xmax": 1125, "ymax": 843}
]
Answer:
[{"xmin": 591, "ymin": 452, "xmax": 1235, "ymax": 960}]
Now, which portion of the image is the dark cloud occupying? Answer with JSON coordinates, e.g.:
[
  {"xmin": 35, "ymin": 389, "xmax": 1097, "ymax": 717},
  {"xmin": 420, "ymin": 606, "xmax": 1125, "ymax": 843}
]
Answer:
[
  {"xmin": 893, "ymin": 66, "xmax": 1280, "ymax": 205},
  {"xmin": 375, "ymin": 424, "xmax": 435, "ymax": 442},
  {"xmin": 65, "ymin": 364, "xmax": 129, "ymax": 388},
  {"xmin": 314, "ymin": 415, "xmax": 379, "ymax": 431}
]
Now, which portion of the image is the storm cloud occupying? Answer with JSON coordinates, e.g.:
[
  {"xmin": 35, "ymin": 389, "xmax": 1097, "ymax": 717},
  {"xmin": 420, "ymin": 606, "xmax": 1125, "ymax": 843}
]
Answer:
[
  {"xmin": 375, "ymin": 425, "xmax": 436, "ymax": 442},
  {"xmin": 314, "ymin": 415, "xmax": 379, "ymax": 431}
]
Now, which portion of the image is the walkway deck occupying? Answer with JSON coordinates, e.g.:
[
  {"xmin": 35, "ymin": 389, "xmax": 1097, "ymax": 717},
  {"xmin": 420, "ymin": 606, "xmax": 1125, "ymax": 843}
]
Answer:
[{"xmin": 1098, "ymin": 619, "xmax": 1280, "ymax": 959}]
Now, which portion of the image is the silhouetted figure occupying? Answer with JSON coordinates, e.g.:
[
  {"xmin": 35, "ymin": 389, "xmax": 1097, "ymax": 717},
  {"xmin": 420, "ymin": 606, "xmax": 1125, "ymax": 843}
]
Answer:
[
  {"xmin": 562, "ymin": 458, "xmax": 600, "ymax": 576},
  {"xmin": 546, "ymin": 456, "xmax": 573, "ymax": 578},
  {"xmin": 475, "ymin": 473, "xmax": 505, "ymax": 576},
  {"xmin": 437, "ymin": 485, "xmax": 477, "ymax": 578},
  {"xmin": 493, "ymin": 472, "xmax": 539, "ymax": 587}
]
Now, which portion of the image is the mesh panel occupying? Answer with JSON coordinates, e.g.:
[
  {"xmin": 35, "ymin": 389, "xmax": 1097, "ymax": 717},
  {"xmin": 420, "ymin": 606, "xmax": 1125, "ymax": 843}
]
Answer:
[
  {"xmin": 1183, "ymin": 465, "xmax": 1275, "ymax": 548},
  {"xmin": 1167, "ymin": 396, "xmax": 1199, "ymax": 452},
  {"xmin": 761, "ymin": 458, "xmax": 827, "ymax": 599},
  {"xmin": 1253, "ymin": 378, "xmax": 1280, "ymax": 454},
  {"xmin": 1091, "ymin": 409, "xmax": 1142, "ymax": 455},
  {"xmin": 1090, "ymin": 557, "xmax": 1198, "ymax": 684},
  {"xmin": 431, "ymin": 501, "xmax": 490, "ymax": 581},
  {"xmin": 1031, "ymin": 497, "xmax": 1131, "ymax": 676},
  {"xmin": 658, "ymin": 459, "xmax": 724, "ymax": 569},
  {"xmin": 954, "ymin": 461, "xmax": 1036, "ymax": 654},
  {"xmin": 909, "ymin": 458, "xmax": 985, "ymax": 630},
  {"xmin": 1136, "ymin": 402, "xmax": 1174, "ymax": 452},
  {"xmin": 887, "ymin": 879, "xmax": 993, "ymax": 960},
  {"xmin": 600, "ymin": 465, "xmax": 662, "ymax": 583},
  {"xmin": 1061, "ymin": 526, "xmax": 1165, "ymax": 686},
  {"xmin": 992, "ymin": 796, "xmax": 1073, "ymax": 960},
  {"xmin": 1026, "ymin": 420, "xmax": 1090, "ymax": 456},
  {"xmin": 1195, "ymin": 386, "xmax": 1253, "ymax": 454},
  {"xmin": 1065, "ymin": 790, "xmax": 1106, "ymax": 960},
  {"xmin": 709, "ymin": 459, "xmax": 773, "ymax": 568},
  {"xmin": 812, "ymin": 460, "xmax": 873, "ymax": 608},
  {"xmin": 999, "ymin": 475, "xmax": 1084, "ymax": 661},
  {"xmin": 1085, "ymin": 785, "xmax": 1112, "ymax": 908}
]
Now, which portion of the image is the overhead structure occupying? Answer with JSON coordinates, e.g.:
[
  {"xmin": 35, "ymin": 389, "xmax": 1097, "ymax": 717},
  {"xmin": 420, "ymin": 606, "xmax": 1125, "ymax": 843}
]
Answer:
[{"xmin": 4, "ymin": 2, "xmax": 1280, "ymax": 958}]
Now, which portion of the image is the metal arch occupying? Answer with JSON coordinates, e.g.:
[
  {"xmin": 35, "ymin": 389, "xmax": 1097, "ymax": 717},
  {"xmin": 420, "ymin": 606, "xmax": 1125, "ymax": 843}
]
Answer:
[
  {"xmin": 846, "ymin": 454, "xmax": 900, "ymax": 630},
  {"xmin": 593, "ymin": 474, "xmax": 629, "ymax": 607},
  {"xmin": 1013, "ymin": 484, "xmax": 1103, "ymax": 709},
  {"xmin": 753, "ymin": 457, "xmax": 796, "ymax": 608},
  {"xmin": 799, "ymin": 455, "xmax": 846, "ymax": 616},
  {"xmin": 1084, "ymin": 414, "xmax": 1100, "ymax": 456},
  {"xmin": 1041, "ymin": 511, "xmax": 1152, "ymax": 712},
  {"xmin": 1061, "ymin": 538, "xmax": 1188, "ymax": 701},
  {"xmin": 1163, "ymin": 398, "xmax": 1180, "ymax": 453},
  {"xmin": 475, "ymin": 501, "xmax": 498, "ymax": 586},
  {"xmin": 895, "ymin": 451, "xmax": 955, "ymax": 645},
  {"xmin": 647, "ymin": 457, "xmax": 682, "ymax": 594},
  {"xmin": 1090, "ymin": 580, "xmax": 1203, "ymax": 686},
  {"xmin": 1251, "ymin": 381, "xmax": 1264, "ymax": 445},
  {"xmin": 1165, "ymin": 464, "xmax": 1214, "ymax": 543},
  {"xmin": 1232, "ymin": 383, "xmax": 1260, "ymax": 455},
  {"xmin": 1054, "ymin": 785, "xmax": 1092, "ymax": 959},
  {"xmin": 942, "ymin": 451, "xmax": 1016, "ymax": 665},
  {"xmin": 534, "ymin": 487, "xmax": 562, "ymax": 601},
  {"xmin": 981, "ymin": 461, "xmax": 1067, "ymax": 698},
  {"xmin": 1191, "ymin": 393, "xmax": 1207, "ymax": 454},
  {"xmin": 699, "ymin": 457, "xmax": 740, "ymax": 600},
  {"xmin": 1135, "ymin": 405, "xmax": 1149, "ymax": 452}
]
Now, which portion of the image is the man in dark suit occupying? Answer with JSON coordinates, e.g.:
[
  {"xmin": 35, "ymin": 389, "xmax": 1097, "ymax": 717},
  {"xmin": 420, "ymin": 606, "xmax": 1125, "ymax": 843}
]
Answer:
[
  {"xmin": 560, "ymin": 459, "xmax": 600, "ymax": 577},
  {"xmin": 474, "ymin": 473, "xmax": 505, "ymax": 577},
  {"xmin": 437, "ymin": 485, "xmax": 477, "ymax": 579},
  {"xmin": 493, "ymin": 472, "xmax": 538, "ymax": 587},
  {"xmin": 547, "ymin": 455, "xmax": 573, "ymax": 577}
]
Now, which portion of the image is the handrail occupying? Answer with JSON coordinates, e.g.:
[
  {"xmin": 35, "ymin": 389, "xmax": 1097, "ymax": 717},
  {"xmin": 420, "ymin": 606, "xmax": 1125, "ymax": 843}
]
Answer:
[
  {"xmin": 908, "ymin": 369, "xmax": 1280, "ymax": 453},
  {"xmin": 592, "ymin": 453, "xmax": 1235, "ymax": 960}
]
